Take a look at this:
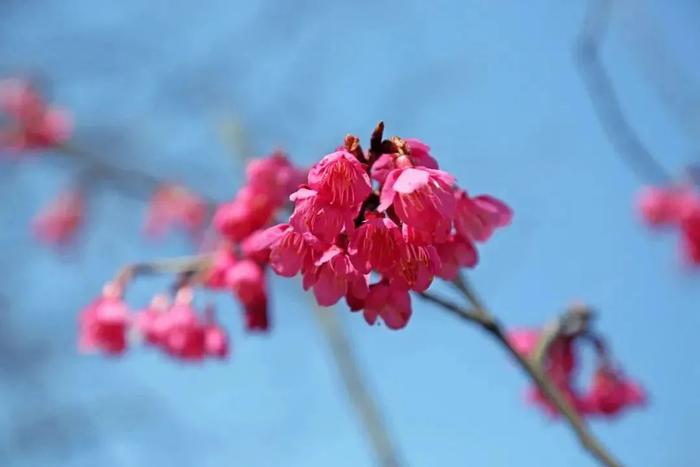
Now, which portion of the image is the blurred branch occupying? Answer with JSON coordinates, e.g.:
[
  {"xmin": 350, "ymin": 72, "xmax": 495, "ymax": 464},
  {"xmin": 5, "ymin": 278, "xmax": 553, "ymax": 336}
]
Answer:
[
  {"xmin": 56, "ymin": 142, "xmax": 218, "ymax": 207},
  {"xmin": 418, "ymin": 275, "xmax": 620, "ymax": 467},
  {"xmin": 311, "ymin": 303, "xmax": 402, "ymax": 467},
  {"xmin": 575, "ymin": 0, "xmax": 672, "ymax": 184}
]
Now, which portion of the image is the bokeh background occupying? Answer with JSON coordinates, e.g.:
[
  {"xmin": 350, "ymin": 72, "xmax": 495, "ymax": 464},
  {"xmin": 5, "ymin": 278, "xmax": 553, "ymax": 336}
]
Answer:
[{"xmin": 2, "ymin": 1, "xmax": 699, "ymax": 466}]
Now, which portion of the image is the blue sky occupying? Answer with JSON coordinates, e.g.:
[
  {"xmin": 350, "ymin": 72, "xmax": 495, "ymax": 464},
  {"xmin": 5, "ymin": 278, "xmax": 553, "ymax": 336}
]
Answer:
[{"xmin": 1, "ymin": 1, "xmax": 699, "ymax": 466}]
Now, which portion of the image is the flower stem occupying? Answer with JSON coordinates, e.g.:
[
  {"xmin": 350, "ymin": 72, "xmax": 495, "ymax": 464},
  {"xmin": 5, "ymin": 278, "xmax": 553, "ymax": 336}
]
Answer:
[
  {"xmin": 418, "ymin": 284, "xmax": 621, "ymax": 467},
  {"xmin": 310, "ymin": 302, "xmax": 402, "ymax": 467}
]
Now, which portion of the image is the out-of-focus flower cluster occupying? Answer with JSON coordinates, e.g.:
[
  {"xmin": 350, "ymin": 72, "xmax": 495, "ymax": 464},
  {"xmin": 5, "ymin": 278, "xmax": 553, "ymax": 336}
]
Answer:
[
  {"xmin": 80, "ymin": 284, "xmax": 228, "ymax": 360},
  {"xmin": 79, "ymin": 151, "xmax": 306, "ymax": 360},
  {"xmin": 0, "ymin": 78, "xmax": 72, "ymax": 153},
  {"xmin": 246, "ymin": 127, "xmax": 511, "ymax": 329},
  {"xmin": 508, "ymin": 326, "xmax": 645, "ymax": 419},
  {"xmin": 0, "ymin": 78, "xmax": 210, "ymax": 248},
  {"xmin": 637, "ymin": 185, "xmax": 700, "ymax": 265}
]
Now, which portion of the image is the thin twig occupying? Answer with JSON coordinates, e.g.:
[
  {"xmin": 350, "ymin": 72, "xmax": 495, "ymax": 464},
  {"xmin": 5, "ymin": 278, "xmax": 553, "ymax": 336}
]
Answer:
[
  {"xmin": 418, "ymin": 286, "xmax": 620, "ymax": 467},
  {"xmin": 113, "ymin": 254, "xmax": 213, "ymax": 284},
  {"xmin": 531, "ymin": 304, "xmax": 593, "ymax": 366},
  {"xmin": 310, "ymin": 303, "xmax": 402, "ymax": 467},
  {"xmin": 575, "ymin": 0, "xmax": 672, "ymax": 184}
]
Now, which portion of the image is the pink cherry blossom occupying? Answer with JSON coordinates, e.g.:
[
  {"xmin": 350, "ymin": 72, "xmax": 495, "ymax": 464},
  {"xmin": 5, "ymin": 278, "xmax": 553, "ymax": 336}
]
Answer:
[
  {"xmin": 306, "ymin": 245, "xmax": 368, "ymax": 307},
  {"xmin": 32, "ymin": 190, "xmax": 84, "ymax": 246},
  {"xmin": 307, "ymin": 150, "xmax": 372, "ymax": 207},
  {"xmin": 348, "ymin": 212, "xmax": 404, "ymax": 274},
  {"xmin": 390, "ymin": 239, "xmax": 442, "ymax": 292},
  {"xmin": 454, "ymin": 190, "xmax": 512, "ymax": 242},
  {"xmin": 226, "ymin": 259, "xmax": 266, "ymax": 306},
  {"xmin": 205, "ymin": 324, "xmax": 229, "ymax": 358},
  {"xmin": 435, "ymin": 235, "xmax": 478, "ymax": 280},
  {"xmin": 144, "ymin": 183, "xmax": 207, "ymax": 239},
  {"xmin": 379, "ymin": 166, "xmax": 456, "ymax": 235},
  {"xmin": 79, "ymin": 284, "xmax": 131, "ymax": 355},
  {"xmin": 246, "ymin": 150, "xmax": 306, "ymax": 205},
  {"xmin": 133, "ymin": 294, "xmax": 173, "ymax": 346},
  {"xmin": 214, "ymin": 185, "xmax": 276, "ymax": 242},
  {"xmin": 0, "ymin": 78, "xmax": 72, "ymax": 152},
  {"xmin": 370, "ymin": 138, "xmax": 439, "ymax": 183},
  {"xmin": 204, "ymin": 248, "xmax": 237, "ymax": 289},
  {"xmin": 363, "ymin": 281, "xmax": 412, "ymax": 330},
  {"xmin": 583, "ymin": 367, "xmax": 646, "ymax": 416},
  {"xmin": 289, "ymin": 187, "xmax": 357, "ymax": 243}
]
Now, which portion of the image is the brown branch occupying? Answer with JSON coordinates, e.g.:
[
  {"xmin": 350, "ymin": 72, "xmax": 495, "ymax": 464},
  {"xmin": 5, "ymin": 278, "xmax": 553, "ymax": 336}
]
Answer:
[
  {"xmin": 418, "ymin": 281, "xmax": 621, "ymax": 467},
  {"xmin": 531, "ymin": 303, "xmax": 593, "ymax": 366},
  {"xmin": 113, "ymin": 254, "xmax": 213, "ymax": 285},
  {"xmin": 575, "ymin": 0, "xmax": 672, "ymax": 184},
  {"xmin": 310, "ymin": 302, "xmax": 402, "ymax": 467}
]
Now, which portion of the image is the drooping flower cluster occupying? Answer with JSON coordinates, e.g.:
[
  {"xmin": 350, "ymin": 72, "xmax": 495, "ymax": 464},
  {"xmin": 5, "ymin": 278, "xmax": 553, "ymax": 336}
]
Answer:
[
  {"xmin": 78, "ymin": 152, "xmax": 305, "ymax": 360},
  {"xmin": 79, "ymin": 284, "xmax": 228, "ymax": 360},
  {"xmin": 248, "ymin": 126, "xmax": 511, "ymax": 329},
  {"xmin": 637, "ymin": 185, "xmax": 700, "ymax": 265},
  {"xmin": 508, "ymin": 327, "xmax": 645, "ymax": 418},
  {"xmin": 206, "ymin": 151, "xmax": 306, "ymax": 331},
  {"xmin": 0, "ymin": 78, "xmax": 72, "ymax": 153}
]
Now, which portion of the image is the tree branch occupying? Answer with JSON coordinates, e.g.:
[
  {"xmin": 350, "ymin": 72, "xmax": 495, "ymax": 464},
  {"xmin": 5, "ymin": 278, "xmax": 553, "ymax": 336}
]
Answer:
[
  {"xmin": 575, "ymin": 0, "xmax": 672, "ymax": 184},
  {"xmin": 310, "ymin": 303, "xmax": 402, "ymax": 467},
  {"xmin": 418, "ymin": 283, "xmax": 620, "ymax": 467}
]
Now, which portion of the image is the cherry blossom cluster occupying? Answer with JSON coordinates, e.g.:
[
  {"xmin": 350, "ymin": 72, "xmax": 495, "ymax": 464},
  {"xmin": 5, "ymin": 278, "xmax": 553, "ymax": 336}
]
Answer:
[
  {"xmin": 637, "ymin": 185, "xmax": 700, "ymax": 265},
  {"xmin": 246, "ymin": 126, "xmax": 512, "ymax": 329},
  {"xmin": 508, "ymin": 326, "xmax": 645, "ymax": 418},
  {"xmin": 208, "ymin": 151, "xmax": 306, "ymax": 331},
  {"xmin": 0, "ymin": 78, "xmax": 72, "ymax": 153},
  {"xmin": 0, "ymin": 78, "xmax": 209, "ymax": 247},
  {"xmin": 78, "ymin": 151, "xmax": 306, "ymax": 360},
  {"xmin": 80, "ymin": 283, "xmax": 228, "ymax": 360}
]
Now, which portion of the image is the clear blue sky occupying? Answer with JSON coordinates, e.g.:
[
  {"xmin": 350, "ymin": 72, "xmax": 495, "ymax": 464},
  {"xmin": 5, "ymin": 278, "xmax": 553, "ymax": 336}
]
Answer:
[{"xmin": 1, "ymin": 1, "xmax": 699, "ymax": 466}]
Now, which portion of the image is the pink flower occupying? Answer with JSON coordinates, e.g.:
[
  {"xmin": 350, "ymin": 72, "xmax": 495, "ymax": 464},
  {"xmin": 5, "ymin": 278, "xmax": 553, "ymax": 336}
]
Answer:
[
  {"xmin": 32, "ymin": 190, "xmax": 84, "ymax": 246},
  {"xmin": 246, "ymin": 151, "xmax": 305, "ymax": 205},
  {"xmin": 435, "ymin": 235, "xmax": 478, "ymax": 280},
  {"xmin": 379, "ymin": 167, "xmax": 456, "ymax": 235},
  {"xmin": 680, "ymin": 210, "xmax": 700, "ymax": 265},
  {"xmin": 214, "ymin": 185, "xmax": 276, "ymax": 242},
  {"xmin": 134, "ymin": 294, "xmax": 171, "ymax": 346},
  {"xmin": 371, "ymin": 138, "xmax": 439, "ymax": 183},
  {"xmin": 507, "ymin": 329, "xmax": 541, "ymax": 355},
  {"xmin": 363, "ymin": 281, "xmax": 412, "ymax": 330},
  {"xmin": 583, "ymin": 367, "xmax": 646, "ymax": 416},
  {"xmin": 348, "ymin": 212, "xmax": 404, "ymax": 274},
  {"xmin": 454, "ymin": 190, "xmax": 512, "ymax": 242},
  {"xmin": 144, "ymin": 183, "xmax": 207, "ymax": 239},
  {"xmin": 245, "ymin": 223, "xmax": 313, "ymax": 277},
  {"xmin": 637, "ymin": 186, "xmax": 681, "ymax": 226},
  {"xmin": 306, "ymin": 245, "xmax": 368, "ymax": 307},
  {"xmin": 242, "ymin": 295, "xmax": 270, "ymax": 331},
  {"xmin": 161, "ymin": 301, "xmax": 207, "ymax": 361},
  {"xmin": 79, "ymin": 284, "xmax": 131, "ymax": 355},
  {"xmin": 307, "ymin": 150, "xmax": 372, "ymax": 207},
  {"xmin": 0, "ymin": 78, "xmax": 71, "ymax": 152},
  {"xmin": 226, "ymin": 259, "xmax": 266, "ymax": 306},
  {"xmin": 204, "ymin": 248, "xmax": 237, "ymax": 289},
  {"xmin": 204, "ymin": 324, "xmax": 229, "ymax": 358},
  {"xmin": 226, "ymin": 259, "xmax": 270, "ymax": 331},
  {"xmin": 390, "ymin": 237, "xmax": 442, "ymax": 292},
  {"xmin": 289, "ymin": 187, "xmax": 357, "ymax": 243}
]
